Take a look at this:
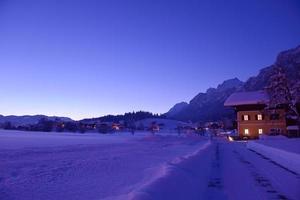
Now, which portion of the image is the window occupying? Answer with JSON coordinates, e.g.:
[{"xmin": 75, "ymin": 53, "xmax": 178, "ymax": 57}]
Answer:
[
  {"xmin": 258, "ymin": 129, "xmax": 263, "ymax": 134},
  {"xmin": 257, "ymin": 114, "xmax": 263, "ymax": 120},
  {"xmin": 243, "ymin": 115, "xmax": 249, "ymax": 121},
  {"xmin": 244, "ymin": 129, "xmax": 249, "ymax": 135}
]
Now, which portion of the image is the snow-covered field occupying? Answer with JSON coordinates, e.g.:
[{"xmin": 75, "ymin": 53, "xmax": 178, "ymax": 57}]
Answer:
[
  {"xmin": 0, "ymin": 130, "xmax": 210, "ymax": 200},
  {"xmin": 1, "ymin": 130, "xmax": 299, "ymax": 200}
]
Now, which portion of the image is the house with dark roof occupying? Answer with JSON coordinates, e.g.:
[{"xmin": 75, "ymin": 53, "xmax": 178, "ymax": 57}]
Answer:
[{"xmin": 224, "ymin": 91, "xmax": 287, "ymax": 139}]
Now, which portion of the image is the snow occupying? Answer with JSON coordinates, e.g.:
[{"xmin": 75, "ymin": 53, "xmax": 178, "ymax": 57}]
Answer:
[
  {"xmin": 224, "ymin": 90, "xmax": 269, "ymax": 106},
  {"xmin": 130, "ymin": 137, "xmax": 299, "ymax": 200},
  {"xmin": 228, "ymin": 139, "xmax": 299, "ymax": 200},
  {"xmin": 247, "ymin": 136, "xmax": 300, "ymax": 174},
  {"xmin": 0, "ymin": 130, "xmax": 210, "ymax": 200},
  {"xmin": 0, "ymin": 130, "xmax": 136, "ymax": 149},
  {"xmin": 1, "ymin": 130, "xmax": 299, "ymax": 200},
  {"xmin": 256, "ymin": 135, "xmax": 300, "ymax": 154},
  {"xmin": 127, "ymin": 140, "xmax": 211, "ymax": 200}
]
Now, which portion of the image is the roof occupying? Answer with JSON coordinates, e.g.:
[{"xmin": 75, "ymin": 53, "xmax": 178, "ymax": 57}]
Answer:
[{"xmin": 224, "ymin": 90, "xmax": 269, "ymax": 106}]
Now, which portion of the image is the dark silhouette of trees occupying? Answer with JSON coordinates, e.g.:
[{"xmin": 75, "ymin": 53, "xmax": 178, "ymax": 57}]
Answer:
[
  {"xmin": 64, "ymin": 122, "xmax": 78, "ymax": 132},
  {"xmin": 37, "ymin": 118, "xmax": 54, "ymax": 132},
  {"xmin": 3, "ymin": 122, "xmax": 13, "ymax": 130},
  {"xmin": 55, "ymin": 123, "xmax": 65, "ymax": 132},
  {"xmin": 81, "ymin": 111, "xmax": 165, "ymax": 124},
  {"xmin": 78, "ymin": 122, "xmax": 86, "ymax": 133},
  {"xmin": 98, "ymin": 123, "xmax": 109, "ymax": 134}
]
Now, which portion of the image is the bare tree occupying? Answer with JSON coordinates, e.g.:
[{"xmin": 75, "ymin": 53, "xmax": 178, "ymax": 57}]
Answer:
[{"xmin": 266, "ymin": 66, "xmax": 300, "ymax": 130}]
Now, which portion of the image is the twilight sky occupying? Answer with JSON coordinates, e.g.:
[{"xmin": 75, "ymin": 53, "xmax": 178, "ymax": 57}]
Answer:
[{"xmin": 0, "ymin": 0, "xmax": 300, "ymax": 120}]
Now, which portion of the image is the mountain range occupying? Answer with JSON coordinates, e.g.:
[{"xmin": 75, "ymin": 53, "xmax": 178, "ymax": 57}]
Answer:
[
  {"xmin": 166, "ymin": 45, "xmax": 300, "ymax": 122},
  {"xmin": 1, "ymin": 45, "xmax": 299, "ymax": 126}
]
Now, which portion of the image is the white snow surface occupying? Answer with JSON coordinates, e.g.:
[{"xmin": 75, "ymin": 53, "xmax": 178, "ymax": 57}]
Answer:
[
  {"xmin": 247, "ymin": 136, "xmax": 300, "ymax": 175},
  {"xmin": 256, "ymin": 135, "xmax": 300, "ymax": 154},
  {"xmin": 1, "ymin": 131, "xmax": 299, "ymax": 200},
  {"xmin": 0, "ymin": 130, "xmax": 210, "ymax": 200},
  {"xmin": 0, "ymin": 130, "xmax": 139, "ymax": 149}
]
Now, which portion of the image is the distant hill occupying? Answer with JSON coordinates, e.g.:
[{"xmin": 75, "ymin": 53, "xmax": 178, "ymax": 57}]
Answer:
[
  {"xmin": 166, "ymin": 45, "xmax": 300, "ymax": 122},
  {"xmin": 0, "ymin": 112, "xmax": 164, "ymax": 127},
  {"xmin": 0, "ymin": 115, "xmax": 73, "ymax": 126}
]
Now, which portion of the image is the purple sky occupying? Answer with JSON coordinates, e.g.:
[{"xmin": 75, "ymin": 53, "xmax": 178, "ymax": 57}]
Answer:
[{"xmin": 0, "ymin": 0, "xmax": 300, "ymax": 120}]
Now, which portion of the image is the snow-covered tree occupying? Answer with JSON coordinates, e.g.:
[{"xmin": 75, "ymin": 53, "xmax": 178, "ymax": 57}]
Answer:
[
  {"xmin": 290, "ymin": 80, "xmax": 300, "ymax": 113},
  {"xmin": 266, "ymin": 67, "xmax": 290, "ymax": 107},
  {"xmin": 266, "ymin": 66, "xmax": 300, "ymax": 123}
]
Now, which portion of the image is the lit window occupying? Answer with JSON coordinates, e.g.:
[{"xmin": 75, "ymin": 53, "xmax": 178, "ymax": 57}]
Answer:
[
  {"xmin": 257, "ymin": 114, "xmax": 263, "ymax": 120},
  {"xmin": 244, "ymin": 129, "xmax": 249, "ymax": 135},
  {"xmin": 258, "ymin": 129, "xmax": 263, "ymax": 134},
  {"xmin": 243, "ymin": 115, "xmax": 249, "ymax": 121}
]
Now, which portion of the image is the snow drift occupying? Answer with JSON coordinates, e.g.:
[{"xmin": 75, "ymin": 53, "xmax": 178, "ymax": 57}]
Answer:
[
  {"xmin": 128, "ymin": 140, "xmax": 212, "ymax": 200},
  {"xmin": 247, "ymin": 141, "xmax": 300, "ymax": 175}
]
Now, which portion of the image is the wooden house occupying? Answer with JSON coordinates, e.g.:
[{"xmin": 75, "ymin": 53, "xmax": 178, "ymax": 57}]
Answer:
[{"xmin": 224, "ymin": 91, "xmax": 287, "ymax": 139}]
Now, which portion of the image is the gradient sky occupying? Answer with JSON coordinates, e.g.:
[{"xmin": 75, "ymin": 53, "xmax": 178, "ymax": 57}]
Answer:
[{"xmin": 0, "ymin": 0, "xmax": 300, "ymax": 120}]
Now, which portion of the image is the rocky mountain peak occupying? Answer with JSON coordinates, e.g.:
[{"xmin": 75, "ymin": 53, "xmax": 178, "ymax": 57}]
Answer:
[
  {"xmin": 166, "ymin": 44, "xmax": 300, "ymax": 122},
  {"xmin": 276, "ymin": 45, "xmax": 300, "ymax": 66},
  {"xmin": 216, "ymin": 78, "xmax": 244, "ymax": 92},
  {"xmin": 165, "ymin": 102, "xmax": 189, "ymax": 118}
]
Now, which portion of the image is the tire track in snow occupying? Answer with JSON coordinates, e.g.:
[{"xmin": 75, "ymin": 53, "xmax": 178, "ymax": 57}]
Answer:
[
  {"xmin": 233, "ymin": 149, "xmax": 291, "ymax": 200},
  {"xmin": 204, "ymin": 142, "xmax": 227, "ymax": 200},
  {"xmin": 248, "ymin": 149, "xmax": 299, "ymax": 177}
]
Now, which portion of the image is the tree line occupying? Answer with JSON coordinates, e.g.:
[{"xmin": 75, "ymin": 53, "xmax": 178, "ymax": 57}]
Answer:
[{"xmin": 0, "ymin": 111, "xmax": 166, "ymax": 134}]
